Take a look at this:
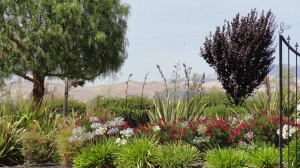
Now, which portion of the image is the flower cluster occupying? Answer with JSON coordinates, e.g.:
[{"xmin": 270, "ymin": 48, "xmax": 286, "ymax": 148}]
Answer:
[
  {"xmin": 69, "ymin": 114, "xmax": 134, "ymax": 145},
  {"xmin": 277, "ymin": 124, "xmax": 298, "ymax": 140}
]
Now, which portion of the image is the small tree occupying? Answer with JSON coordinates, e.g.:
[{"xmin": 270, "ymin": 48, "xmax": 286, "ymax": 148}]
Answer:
[
  {"xmin": 0, "ymin": 0, "xmax": 129, "ymax": 110},
  {"xmin": 200, "ymin": 9, "xmax": 276, "ymax": 105}
]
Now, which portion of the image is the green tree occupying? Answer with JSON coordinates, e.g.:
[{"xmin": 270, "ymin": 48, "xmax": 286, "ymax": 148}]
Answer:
[
  {"xmin": 0, "ymin": 0, "xmax": 129, "ymax": 109},
  {"xmin": 200, "ymin": 9, "xmax": 276, "ymax": 105}
]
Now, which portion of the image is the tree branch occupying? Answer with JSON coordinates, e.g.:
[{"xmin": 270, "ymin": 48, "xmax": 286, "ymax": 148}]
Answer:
[{"xmin": 19, "ymin": 74, "xmax": 35, "ymax": 83}]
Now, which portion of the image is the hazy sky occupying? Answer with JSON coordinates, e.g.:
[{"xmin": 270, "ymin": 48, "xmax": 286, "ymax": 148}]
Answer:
[{"xmin": 92, "ymin": 0, "xmax": 300, "ymax": 85}]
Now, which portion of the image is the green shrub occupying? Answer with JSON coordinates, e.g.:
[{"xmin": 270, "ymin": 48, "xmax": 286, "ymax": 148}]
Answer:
[
  {"xmin": 201, "ymin": 88, "xmax": 229, "ymax": 107},
  {"xmin": 205, "ymin": 148, "xmax": 248, "ymax": 168},
  {"xmin": 43, "ymin": 99, "xmax": 87, "ymax": 116},
  {"xmin": 284, "ymin": 139, "xmax": 300, "ymax": 167},
  {"xmin": 248, "ymin": 145, "xmax": 279, "ymax": 168},
  {"xmin": 153, "ymin": 141, "xmax": 200, "ymax": 168},
  {"xmin": 114, "ymin": 137, "xmax": 158, "ymax": 168},
  {"xmin": 20, "ymin": 126, "xmax": 58, "ymax": 164},
  {"xmin": 74, "ymin": 138, "xmax": 118, "ymax": 168},
  {"xmin": 55, "ymin": 124, "xmax": 83, "ymax": 166},
  {"xmin": 91, "ymin": 96, "xmax": 154, "ymax": 126},
  {"xmin": 0, "ymin": 117, "xmax": 24, "ymax": 165}
]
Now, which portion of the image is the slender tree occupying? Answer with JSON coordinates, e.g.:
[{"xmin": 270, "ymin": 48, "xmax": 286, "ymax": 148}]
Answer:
[
  {"xmin": 200, "ymin": 9, "xmax": 276, "ymax": 105},
  {"xmin": 0, "ymin": 0, "xmax": 129, "ymax": 109}
]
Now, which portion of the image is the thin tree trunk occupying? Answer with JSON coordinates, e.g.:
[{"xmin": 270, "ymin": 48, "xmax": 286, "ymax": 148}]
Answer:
[
  {"xmin": 32, "ymin": 72, "xmax": 45, "ymax": 113},
  {"xmin": 63, "ymin": 77, "xmax": 69, "ymax": 117}
]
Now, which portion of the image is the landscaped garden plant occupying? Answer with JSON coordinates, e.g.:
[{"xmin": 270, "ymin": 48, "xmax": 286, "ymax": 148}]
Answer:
[
  {"xmin": 153, "ymin": 141, "xmax": 200, "ymax": 168},
  {"xmin": 200, "ymin": 9, "xmax": 277, "ymax": 105}
]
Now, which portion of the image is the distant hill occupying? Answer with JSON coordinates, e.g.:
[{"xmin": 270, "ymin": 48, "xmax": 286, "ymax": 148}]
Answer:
[{"xmin": 269, "ymin": 64, "xmax": 300, "ymax": 78}]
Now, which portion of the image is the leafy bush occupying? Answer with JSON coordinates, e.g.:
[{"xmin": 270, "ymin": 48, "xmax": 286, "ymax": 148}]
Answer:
[
  {"xmin": 205, "ymin": 148, "xmax": 248, "ymax": 168},
  {"xmin": 68, "ymin": 110, "xmax": 135, "ymax": 147},
  {"xmin": 114, "ymin": 137, "xmax": 158, "ymax": 168},
  {"xmin": 200, "ymin": 118, "xmax": 232, "ymax": 148},
  {"xmin": 43, "ymin": 99, "xmax": 87, "ymax": 116},
  {"xmin": 74, "ymin": 138, "xmax": 118, "ymax": 168},
  {"xmin": 55, "ymin": 123, "xmax": 84, "ymax": 166},
  {"xmin": 284, "ymin": 139, "xmax": 300, "ymax": 167},
  {"xmin": 229, "ymin": 111, "xmax": 297, "ymax": 146},
  {"xmin": 91, "ymin": 96, "xmax": 154, "ymax": 126},
  {"xmin": 248, "ymin": 145, "xmax": 279, "ymax": 168},
  {"xmin": 153, "ymin": 141, "xmax": 200, "ymax": 168},
  {"xmin": 20, "ymin": 125, "xmax": 59, "ymax": 164},
  {"xmin": 201, "ymin": 88, "xmax": 229, "ymax": 107}
]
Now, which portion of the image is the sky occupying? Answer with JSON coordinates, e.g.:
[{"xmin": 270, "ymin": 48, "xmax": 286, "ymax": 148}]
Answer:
[{"xmin": 91, "ymin": 0, "xmax": 300, "ymax": 85}]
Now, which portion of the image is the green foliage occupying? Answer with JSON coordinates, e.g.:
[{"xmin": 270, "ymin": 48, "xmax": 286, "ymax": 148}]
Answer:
[
  {"xmin": 204, "ymin": 148, "xmax": 248, "ymax": 168},
  {"xmin": 201, "ymin": 88, "xmax": 229, "ymax": 107},
  {"xmin": 149, "ymin": 94, "xmax": 204, "ymax": 123},
  {"xmin": 114, "ymin": 137, "xmax": 158, "ymax": 168},
  {"xmin": 0, "ymin": 99, "xmax": 65, "ymax": 165},
  {"xmin": 0, "ymin": 0, "xmax": 130, "ymax": 105},
  {"xmin": 55, "ymin": 125, "xmax": 82, "ymax": 166},
  {"xmin": 43, "ymin": 99, "xmax": 87, "ymax": 116},
  {"xmin": 153, "ymin": 141, "xmax": 200, "ymax": 168},
  {"xmin": 246, "ymin": 88, "xmax": 299, "ymax": 117},
  {"xmin": 20, "ymin": 122, "xmax": 59, "ymax": 164},
  {"xmin": 74, "ymin": 138, "xmax": 118, "ymax": 168},
  {"xmin": 248, "ymin": 145, "xmax": 279, "ymax": 168},
  {"xmin": 284, "ymin": 139, "xmax": 300, "ymax": 167},
  {"xmin": 0, "ymin": 117, "xmax": 24, "ymax": 165},
  {"xmin": 92, "ymin": 96, "xmax": 154, "ymax": 126},
  {"xmin": 200, "ymin": 9, "xmax": 276, "ymax": 105},
  {"xmin": 203, "ymin": 104, "xmax": 247, "ymax": 119}
]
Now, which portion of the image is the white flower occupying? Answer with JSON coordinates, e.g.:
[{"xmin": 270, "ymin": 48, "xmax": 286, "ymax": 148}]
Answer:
[
  {"xmin": 244, "ymin": 131, "xmax": 254, "ymax": 140},
  {"xmin": 107, "ymin": 127, "xmax": 119, "ymax": 134},
  {"xmin": 295, "ymin": 118, "xmax": 300, "ymax": 124},
  {"xmin": 297, "ymin": 104, "xmax": 300, "ymax": 111},
  {"xmin": 244, "ymin": 114, "xmax": 253, "ymax": 120},
  {"xmin": 192, "ymin": 136, "xmax": 208, "ymax": 144},
  {"xmin": 116, "ymin": 138, "xmax": 127, "ymax": 145},
  {"xmin": 277, "ymin": 124, "xmax": 298, "ymax": 139},
  {"xmin": 180, "ymin": 121, "xmax": 189, "ymax": 127},
  {"xmin": 95, "ymin": 127, "xmax": 107, "ymax": 135},
  {"xmin": 153, "ymin": 125, "xmax": 161, "ymax": 132},
  {"xmin": 106, "ymin": 117, "xmax": 124, "ymax": 127},
  {"xmin": 197, "ymin": 125, "xmax": 206, "ymax": 135},
  {"xmin": 120, "ymin": 128, "xmax": 134, "ymax": 138},
  {"xmin": 89, "ymin": 116, "xmax": 99, "ymax": 123},
  {"xmin": 91, "ymin": 123, "xmax": 102, "ymax": 129},
  {"xmin": 72, "ymin": 126, "xmax": 84, "ymax": 135}
]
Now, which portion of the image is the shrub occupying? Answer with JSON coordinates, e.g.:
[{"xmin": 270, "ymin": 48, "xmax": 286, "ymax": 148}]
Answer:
[
  {"xmin": 55, "ymin": 124, "xmax": 84, "ymax": 166},
  {"xmin": 43, "ymin": 99, "xmax": 87, "ymax": 116},
  {"xmin": 229, "ymin": 111, "xmax": 297, "ymax": 147},
  {"xmin": 91, "ymin": 96, "xmax": 154, "ymax": 127},
  {"xmin": 202, "ymin": 118, "xmax": 232, "ymax": 147},
  {"xmin": 248, "ymin": 145, "xmax": 279, "ymax": 168},
  {"xmin": 201, "ymin": 88, "xmax": 229, "ymax": 107},
  {"xmin": 205, "ymin": 148, "xmax": 248, "ymax": 168},
  {"xmin": 73, "ymin": 138, "xmax": 118, "ymax": 168},
  {"xmin": 153, "ymin": 141, "xmax": 200, "ymax": 168},
  {"xmin": 69, "ymin": 111, "xmax": 134, "ymax": 147},
  {"xmin": 114, "ymin": 137, "xmax": 158, "ymax": 168},
  {"xmin": 284, "ymin": 139, "xmax": 300, "ymax": 167},
  {"xmin": 20, "ymin": 127, "xmax": 58, "ymax": 164}
]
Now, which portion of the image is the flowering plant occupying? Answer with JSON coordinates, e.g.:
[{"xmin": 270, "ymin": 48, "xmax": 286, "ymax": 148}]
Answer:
[{"xmin": 69, "ymin": 110, "xmax": 134, "ymax": 146}]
